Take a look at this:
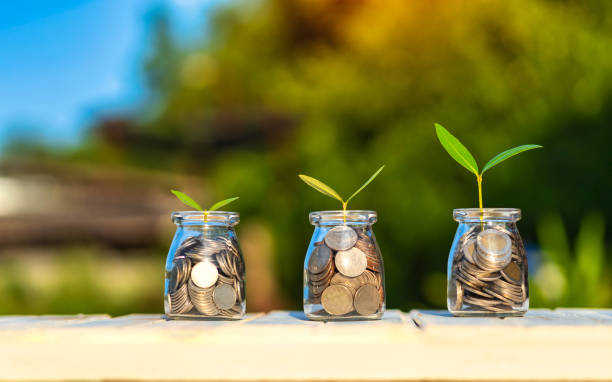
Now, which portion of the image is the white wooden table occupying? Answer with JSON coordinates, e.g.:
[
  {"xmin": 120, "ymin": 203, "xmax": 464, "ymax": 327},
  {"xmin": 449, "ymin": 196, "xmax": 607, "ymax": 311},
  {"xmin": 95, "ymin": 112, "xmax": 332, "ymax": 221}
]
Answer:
[{"xmin": 0, "ymin": 309, "xmax": 611, "ymax": 381}]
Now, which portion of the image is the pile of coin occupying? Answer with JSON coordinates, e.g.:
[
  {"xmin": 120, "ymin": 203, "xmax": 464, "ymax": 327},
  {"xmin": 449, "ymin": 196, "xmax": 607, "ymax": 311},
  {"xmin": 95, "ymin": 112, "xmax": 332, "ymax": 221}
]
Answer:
[
  {"xmin": 306, "ymin": 225, "xmax": 384, "ymax": 317},
  {"xmin": 166, "ymin": 235, "xmax": 245, "ymax": 318},
  {"xmin": 450, "ymin": 225, "xmax": 528, "ymax": 313}
]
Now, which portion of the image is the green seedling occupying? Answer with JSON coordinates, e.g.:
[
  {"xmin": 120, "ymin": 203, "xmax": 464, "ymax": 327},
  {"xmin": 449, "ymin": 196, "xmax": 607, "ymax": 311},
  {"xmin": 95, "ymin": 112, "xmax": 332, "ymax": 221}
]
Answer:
[
  {"xmin": 171, "ymin": 190, "xmax": 239, "ymax": 222},
  {"xmin": 434, "ymin": 123, "xmax": 542, "ymax": 214},
  {"xmin": 299, "ymin": 165, "xmax": 385, "ymax": 223}
]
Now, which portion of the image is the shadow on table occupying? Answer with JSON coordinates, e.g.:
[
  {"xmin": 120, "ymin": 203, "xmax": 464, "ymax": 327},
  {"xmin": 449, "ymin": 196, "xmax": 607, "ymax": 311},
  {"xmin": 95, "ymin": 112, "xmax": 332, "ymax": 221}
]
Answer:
[{"xmin": 288, "ymin": 311, "xmax": 310, "ymax": 321}]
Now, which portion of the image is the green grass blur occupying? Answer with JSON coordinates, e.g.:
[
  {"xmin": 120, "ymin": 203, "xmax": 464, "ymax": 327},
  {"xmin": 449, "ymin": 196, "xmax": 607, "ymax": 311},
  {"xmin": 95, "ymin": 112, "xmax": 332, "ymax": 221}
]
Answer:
[{"xmin": 1, "ymin": 0, "xmax": 611, "ymax": 314}]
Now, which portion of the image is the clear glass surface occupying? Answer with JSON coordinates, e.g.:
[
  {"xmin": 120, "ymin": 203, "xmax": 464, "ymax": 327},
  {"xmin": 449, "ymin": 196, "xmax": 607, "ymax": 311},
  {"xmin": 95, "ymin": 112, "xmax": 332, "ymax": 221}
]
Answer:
[
  {"xmin": 164, "ymin": 211, "xmax": 246, "ymax": 319},
  {"xmin": 447, "ymin": 208, "xmax": 529, "ymax": 317},
  {"xmin": 303, "ymin": 210, "xmax": 385, "ymax": 320}
]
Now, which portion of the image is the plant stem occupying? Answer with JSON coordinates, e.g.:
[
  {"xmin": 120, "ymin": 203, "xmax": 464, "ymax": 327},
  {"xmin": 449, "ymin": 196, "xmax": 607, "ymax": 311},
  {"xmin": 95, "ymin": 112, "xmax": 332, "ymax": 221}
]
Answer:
[
  {"xmin": 204, "ymin": 210, "xmax": 209, "ymax": 223},
  {"xmin": 342, "ymin": 201, "xmax": 347, "ymax": 224},
  {"xmin": 477, "ymin": 174, "xmax": 484, "ymax": 224}
]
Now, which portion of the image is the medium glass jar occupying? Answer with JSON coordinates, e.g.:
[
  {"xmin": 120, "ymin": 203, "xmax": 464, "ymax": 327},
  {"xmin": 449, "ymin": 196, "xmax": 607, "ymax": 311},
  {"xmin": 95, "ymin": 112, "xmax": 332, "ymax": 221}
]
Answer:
[
  {"xmin": 304, "ymin": 210, "xmax": 385, "ymax": 320},
  {"xmin": 164, "ymin": 211, "xmax": 245, "ymax": 319},
  {"xmin": 447, "ymin": 208, "xmax": 529, "ymax": 317}
]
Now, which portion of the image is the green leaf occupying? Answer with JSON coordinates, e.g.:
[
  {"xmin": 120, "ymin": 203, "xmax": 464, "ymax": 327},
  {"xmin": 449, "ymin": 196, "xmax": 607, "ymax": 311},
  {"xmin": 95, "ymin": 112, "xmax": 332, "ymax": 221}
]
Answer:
[
  {"xmin": 434, "ymin": 123, "xmax": 479, "ymax": 175},
  {"xmin": 171, "ymin": 190, "xmax": 204, "ymax": 211},
  {"xmin": 298, "ymin": 174, "xmax": 344, "ymax": 203},
  {"xmin": 481, "ymin": 144, "xmax": 542, "ymax": 174},
  {"xmin": 346, "ymin": 165, "xmax": 385, "ymax": 204},
  {"xmin": 209, "ymin": 197, "xmax": 240, "ymax": 211}
]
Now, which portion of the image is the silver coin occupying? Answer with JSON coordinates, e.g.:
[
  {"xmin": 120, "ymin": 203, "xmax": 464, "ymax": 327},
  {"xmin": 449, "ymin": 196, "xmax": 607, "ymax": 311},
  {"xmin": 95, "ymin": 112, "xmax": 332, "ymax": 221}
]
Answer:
[
  {"xmin": 309, "ymin": 266, "xmax": 334, "ymax": 284},
  {"xmin": 321, "ymin": 284, "xmax": 354, "ymax": 315},
  {"xmin": 501, "ymin": 261, "xmax": 523, "ymax": 285},
  {"xmin": 168, "ymin": 284, "xmax": 193, "ymax": 314},
  {"xmin": 453, "ymin": 280, "xmax": 464, "ymax": 311},
  {"xmin": 191, "ymin": 261, "xmax": 219, "ymax": 288},
  {"xmin": 308, "ymin": 244, "xmax": 332, "ymax": 274},
  {"xmin": 462, "ymin": 238, "xmax": 476, "ymax": 264},
  {"xmin": 353, "ymin": 284, "xmax": 380, "ymax": 315},
  {"xmin": 324, "ymin": 226, "xmax": 358, "ymax": 251},
  {"xmin": 463, "ymin": 294, "xmax": 499, "ymax": 307},
  {"xmin": 482, "ymin": 287, "xmax": 516, "ymax": 305},
  {"xmin": 476, "ymin": 229, "xmax": 512, "ymax": 271},
  {"xmin": 213, "ymin": 284, "xmax": 237, "ymax": 310},
  {"xmin": 188, "ymin": 279, "xmax": 219, "ymax": 315},
  {"xmin": 335, "ymin": 247, "xmax": 367, "ymax": 277}
]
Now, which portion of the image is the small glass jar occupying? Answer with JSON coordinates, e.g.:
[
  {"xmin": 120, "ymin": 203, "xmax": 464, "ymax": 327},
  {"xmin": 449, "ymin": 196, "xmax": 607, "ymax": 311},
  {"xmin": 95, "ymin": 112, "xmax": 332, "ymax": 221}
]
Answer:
[
  {"xmin": 164, "ymin": 211, "xmax": 246, "ymax": 319},
  {"xmin": 303, "ymin": 210, "xmax": 385, "ymax": 320},
  {"xmin": 447, "ymin": 208, "xmax": 529, "ymax": 317}
]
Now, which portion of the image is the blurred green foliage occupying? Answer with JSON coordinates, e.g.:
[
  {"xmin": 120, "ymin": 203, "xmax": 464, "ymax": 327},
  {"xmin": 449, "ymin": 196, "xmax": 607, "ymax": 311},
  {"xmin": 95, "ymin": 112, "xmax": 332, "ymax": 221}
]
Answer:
[
  {"xmin": 9, "ymin": 0, "xmax": 612, "ymax": 311},
  {"xmin": 0, "ymin": 247, "xmax": 164, "ymax": 315},
  {"xmin": 533, "ymin": 212, "xmax": 611, "ymax": 307}
]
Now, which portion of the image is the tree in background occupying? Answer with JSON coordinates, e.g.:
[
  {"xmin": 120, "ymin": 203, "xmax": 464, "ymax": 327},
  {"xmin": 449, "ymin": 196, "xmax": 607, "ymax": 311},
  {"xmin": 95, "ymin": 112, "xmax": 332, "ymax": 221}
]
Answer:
[{"xmin": 51, "ymin": 0, "xmax": 612, "ymax": 309}]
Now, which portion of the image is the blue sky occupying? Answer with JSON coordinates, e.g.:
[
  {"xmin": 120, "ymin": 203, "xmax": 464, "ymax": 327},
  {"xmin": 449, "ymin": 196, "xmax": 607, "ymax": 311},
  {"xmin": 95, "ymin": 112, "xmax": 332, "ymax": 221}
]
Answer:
[{"xmin": 0, "ymin": 0, "xmax": 217, "ymax": 149}]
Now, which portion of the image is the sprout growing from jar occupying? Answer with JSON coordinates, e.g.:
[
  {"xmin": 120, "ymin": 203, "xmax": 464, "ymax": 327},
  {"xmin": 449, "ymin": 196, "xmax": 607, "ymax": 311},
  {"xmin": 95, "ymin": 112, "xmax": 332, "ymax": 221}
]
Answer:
[
  {"xmin": 434, "ymin": 123, "xmax": 542, "ymax": 217},
  {"xmin": 299, "ymin": 166, "xmax": 385, "ymax": 223},
  {"xmin": 170, "ymin": 190, "xmax": 239, "ymax": 222}
]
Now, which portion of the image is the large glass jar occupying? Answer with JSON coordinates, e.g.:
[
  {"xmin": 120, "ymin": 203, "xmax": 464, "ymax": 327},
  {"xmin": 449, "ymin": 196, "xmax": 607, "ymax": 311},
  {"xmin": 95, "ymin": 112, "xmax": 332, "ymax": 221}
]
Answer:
[
  {"xmin": 447, "ymin": 208, "xmax": 529, "ymax": 317},
  {"xmin": 304, "ymin": 210, "xmax": 385, "ymax": 320},
  {"xmin": 164, "ymin": 211, "xmax": 245, "ymax": 319}
]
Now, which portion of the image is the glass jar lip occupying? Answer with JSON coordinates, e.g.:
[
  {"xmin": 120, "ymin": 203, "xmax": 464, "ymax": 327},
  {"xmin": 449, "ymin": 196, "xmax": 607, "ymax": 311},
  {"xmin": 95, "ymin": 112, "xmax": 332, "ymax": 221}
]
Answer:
[
  {"xmin": 453, "ymin": 208, "xmax": 521, "ymax": 222},
  {"xmin": 171, "ymin": 211, "xmax": 240, "ymax": 226},
  {"xmin": 309, "ymin": 210, "xmax": 377, "ymax": 225}
]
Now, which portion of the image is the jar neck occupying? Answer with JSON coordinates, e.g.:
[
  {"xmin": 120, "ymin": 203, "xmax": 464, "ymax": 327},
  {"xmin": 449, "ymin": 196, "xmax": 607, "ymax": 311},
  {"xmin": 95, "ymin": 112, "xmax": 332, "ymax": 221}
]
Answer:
[
  {"xmin": 309, "ymin": 210, "xmax": 377, "ymax": 226},
  {"xmin": 453, "ymin": 208, "xmax": 520, "ymax": 223},
  {"xmin": 172, "ymin": 211, "xmax": 240, "ymax": 227}
]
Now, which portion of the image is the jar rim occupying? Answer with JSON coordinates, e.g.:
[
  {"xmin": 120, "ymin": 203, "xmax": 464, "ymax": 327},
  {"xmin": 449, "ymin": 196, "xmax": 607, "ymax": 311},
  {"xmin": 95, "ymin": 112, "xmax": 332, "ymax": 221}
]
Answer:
[
  {"xmin": 309, "ymin": 210, "xmax": 377, "ymax": 225},
  {"xmin": 171, "ymin": 211, "xmax": 240, "ymax": 226},
  {"xmin": 453, "ymin": 208, "xmax": 521, "ymax": 222}
]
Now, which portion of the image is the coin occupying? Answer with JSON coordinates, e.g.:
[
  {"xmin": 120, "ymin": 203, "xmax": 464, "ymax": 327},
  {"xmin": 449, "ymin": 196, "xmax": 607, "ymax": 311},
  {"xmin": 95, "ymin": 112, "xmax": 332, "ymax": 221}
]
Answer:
[
  {"xmin": 463, "ymin": 294, "xmax": 499, "ymax": 307},
  {"xmin": 462, "ymin": 239, "xmax": 476, "ymax": 264},
  {"xmin": 501, "ymin": 262, "xmax": 522, "ymax": 285},
  {"xmin": 213, "ymin": 284, "xmax": 237, "ymax": 310},
  {"xmin": 309, "ymin": 263, "xmax": 334, "ymax": 283},
  {"xmin": 482, "ymin": 286, "xmax": 516, "ymax": 305},
  {"xmin": 188, "ymin": 279, "xmax": 219, "ymax": 316},
  {"xmin": 308, "ymin": 244, "xmax": 332, "ymax": 274},
  {"xmin": 321, "ymin": 284, "xmax": 354, "ymax": 315},
  {"xmin": 353, "ymin": 284, "xmax": 380, "ymax": 315},
  {"xmin": 324, "ymin": 226, "xmax": 358, "ymax": 251},
  {"xmin": 217, "ymin": 250, "xmax": 240, "ymax": 278},
  {"xmin": 453, "ymin": 279, "xmax": 463, "ymax": 311},
  {"xmin": 462, "ymin": 283, "xmax": 492, "ymax": 299},
  {"xmin": 169, "ymin": 284, "xmax": 193, "ymax": 314},
  {"xmin": 335, "ymin": 247, "xmax": 367, "ymax": 277},
  {"xmin": 450, "ymin": 225, "xmax": 527, "ymax": 315},
  {"xmin": 191, "ymin": 261, "xmax": 219, "ymax": 288},
  {"xmin": 185, "ymin": 238, "xmax": 226, "ymax": 261},
  {"xmin": 311, "ymin": 282, "xmax": 330, "ymax": 296},
  {"xmin": 476, "ymin": 229, "xmax": 512, "ymax": 271},
  {"xmin": 169, "ymin": 256, "xmax": 191, "ymax": 292}
]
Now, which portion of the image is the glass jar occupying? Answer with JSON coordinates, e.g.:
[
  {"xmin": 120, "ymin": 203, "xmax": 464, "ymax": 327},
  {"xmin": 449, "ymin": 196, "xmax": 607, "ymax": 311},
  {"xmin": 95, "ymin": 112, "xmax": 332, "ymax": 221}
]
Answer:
[
  {"xmin": 304, "ymin": 210, "xmax": 385, "ymax": 320},
  {"xmin": 164, "ymin": 211, "xmax": 246, "ymax": 319},
  {"xmin": 447, "ymin": 208, "xmax": 529, "ymax": 317}
]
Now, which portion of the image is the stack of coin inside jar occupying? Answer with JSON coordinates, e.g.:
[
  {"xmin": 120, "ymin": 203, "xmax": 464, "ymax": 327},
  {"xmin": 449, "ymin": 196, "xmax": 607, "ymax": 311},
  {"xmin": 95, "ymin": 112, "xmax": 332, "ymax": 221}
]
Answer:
[
  {"xmin": 450, "ymin": 225, "xmax": 528, "ymax": 314},
  {"xmin": 307, "ymin": 225, "xmax": 383, "ymax": 317},
  {"xmin": 166, "ymin": 235, "xmax": 245, "ymax": 318}
]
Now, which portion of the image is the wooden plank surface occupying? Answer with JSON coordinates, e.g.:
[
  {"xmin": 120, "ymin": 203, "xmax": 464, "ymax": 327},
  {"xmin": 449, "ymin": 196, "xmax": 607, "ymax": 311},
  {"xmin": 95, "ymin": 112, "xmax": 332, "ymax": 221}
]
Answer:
[{"xmin": 0, "ymin": 309, "xmax": 610, "ymax": 381}]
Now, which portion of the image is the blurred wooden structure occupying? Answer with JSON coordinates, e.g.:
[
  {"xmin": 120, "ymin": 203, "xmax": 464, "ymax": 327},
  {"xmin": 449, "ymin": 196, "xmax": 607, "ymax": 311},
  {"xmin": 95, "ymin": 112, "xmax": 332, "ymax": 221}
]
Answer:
[
  {"xmin": 0, "ymin": 159, "xmax": 193, "ymax": 249},
  {"xmin": 0, "ymin": 309, "xmax": 610, "ymax": 381}
]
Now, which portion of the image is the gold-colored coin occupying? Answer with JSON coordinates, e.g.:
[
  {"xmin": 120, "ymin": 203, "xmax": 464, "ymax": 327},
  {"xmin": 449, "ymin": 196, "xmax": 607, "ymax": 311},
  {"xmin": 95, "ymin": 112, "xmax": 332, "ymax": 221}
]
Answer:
[
  {"xmin": 501, "ymin": 261, "xmax": 522, "ymax": 285},
  {"xmin": 354, "ymin": 284, "xmax": 380, "ymax": 315},
  {"xmin": 321, "ymin": 284, "xmax": 354, "ymax": 315},
  {"xmin": 335, "ymin": 247, "xmax": 367, "ymax": 277}
]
